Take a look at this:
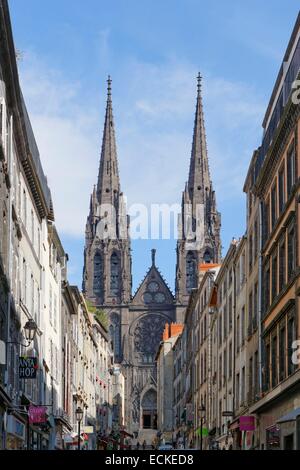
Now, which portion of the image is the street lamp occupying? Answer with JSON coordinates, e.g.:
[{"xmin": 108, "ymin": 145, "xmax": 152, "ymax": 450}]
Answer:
[
  {"xmin": 24, "ymin": 319, "xmax": 38, "ymax": 343},
  {"xmin": 76, "ymin": 407, "xmax": 84, "ymax": 451},
  {"xmin": 198, "ymin": 403, "xmax": 206, "ymax": 451},
  {"xmin": 7, "ymin": 319, "xmax": 38, "ymax": 347}
]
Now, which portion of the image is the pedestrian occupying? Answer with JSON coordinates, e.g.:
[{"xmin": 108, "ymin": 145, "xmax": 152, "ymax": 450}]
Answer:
[
  {"xmin": 142, "ymin": 440, "xmax": 146, "ymax": 450},
  {"xmin": 136, "ymin": 441, "xmax": 140, "ymax": 450}
]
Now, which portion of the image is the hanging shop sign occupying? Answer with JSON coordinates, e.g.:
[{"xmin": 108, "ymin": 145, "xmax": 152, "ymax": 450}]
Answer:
[
  {"xmin": 239, "ymin": 416, "xmax": 255, "ymax": 431},
  {"xmin": 222, "ymin": 411, "xmax": 234, "ymax": 417},
  {"xmin": 28, "ymin": 405, "xmax": 47, "ymax": 424},
  {"xmin": 19, "ymin": 356, "xmax": 38, "ymax": 379},
  {"xmin": 83, "ymin": 426, "xmax": 94, "ymax": 434}
]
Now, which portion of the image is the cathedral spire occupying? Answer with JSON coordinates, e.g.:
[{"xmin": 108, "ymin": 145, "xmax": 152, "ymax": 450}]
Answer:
[
  {"xmin": 188, "ymin": 72, "xmax": 211, "ymax": 205},
  {"xmin": 96, "ymin": 75, "xmax": 120, "ymax": 206},
  {"xmin": 175, "ymin": 74, "xmax": 222, "ymax": 312}
]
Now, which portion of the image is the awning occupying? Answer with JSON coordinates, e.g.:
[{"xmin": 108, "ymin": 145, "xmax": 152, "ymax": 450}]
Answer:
[
  {"xmin": 120, "ymin": 430, "xmax": 134, "ymax": 438},
  {"xmin": 0, "ymin": 384, "xmax": 12, "ymax": 406},
  {"xmin": 277, "ymin": 407, "xmax": 300, "ymax": 424},
  {"xmin": 63, "ymin": 432, "xmax": 77, "ymax": 443},
  {"xmin": 64, "ymin": 432, "xmax": 86, "ymax": 443},
  {"xmin": 229, "ymin": 419, "xmax": 240, "ymax": 431}
]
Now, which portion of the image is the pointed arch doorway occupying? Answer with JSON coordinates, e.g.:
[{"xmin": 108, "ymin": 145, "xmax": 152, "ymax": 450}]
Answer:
[{"xmin": 141, "ymin": 388, "xmax": 157, "ymax": 429}]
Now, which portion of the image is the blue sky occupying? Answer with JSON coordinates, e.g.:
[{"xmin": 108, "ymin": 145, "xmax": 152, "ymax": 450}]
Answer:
[{"xmin": 9, "ymin": 0, "xmax": 300, "ymax": 292}]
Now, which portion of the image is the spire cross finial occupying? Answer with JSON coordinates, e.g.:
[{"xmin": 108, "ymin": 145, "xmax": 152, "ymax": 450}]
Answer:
[
  {"xmin": 197, "ymin": 72, "xmax": 202, "ymax": 96},
  {"xmin": 107, "ymin": 75, "xmax": 112, "ymax": 99},
  {"xmin": 151, "ymin": 248, "xmax": 156, "ymax": 266}
]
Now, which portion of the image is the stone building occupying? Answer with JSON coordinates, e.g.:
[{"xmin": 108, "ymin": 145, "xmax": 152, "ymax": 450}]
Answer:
[
  {"xmin": 249, "ymin": 13, "xmax": 300, "ymax": 450},
  {"xmin": 0, "ymin": 0, "xmax": 56, "ymax": 449},
  {"xmin": 172, "ymin": 325, "xmax": 186, "ymax": 448},
  {"xmin": 0, "ymin": 0, "xmax": 11, "ymax": 447},
  {"xmin": 0, "ymin": 0, "xmax": 115, "ymax": 449},
  {"xmin": 207, "ymin": 245, "xmax": 237, "ymax": 450},
  {"xmin": 194, "ymin": 264, "xmax": 220, "ymax": 449},
  {"xmin": 180, "ymin": 263, "xmax": 220, "ymax": 449},
  {"xmin": 139, "ymin": 9, "xmax": 300, "ymax": 452},
  {"xmin": 155, "ymin": 322, "xmax": 183, "ymax": 444},
  {"xmin": 82, "ymin": 73, "xmax": 221, "ymax": 437}
]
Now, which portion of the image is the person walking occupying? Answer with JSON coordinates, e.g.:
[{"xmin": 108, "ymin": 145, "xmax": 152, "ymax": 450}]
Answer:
[
  {"xmin": 142, "ymin": 440, "xmax": 146, "ymax": 450},
  {"xmin": 136, "ymin": 441, "xmax": 140, "ymax": 450}
]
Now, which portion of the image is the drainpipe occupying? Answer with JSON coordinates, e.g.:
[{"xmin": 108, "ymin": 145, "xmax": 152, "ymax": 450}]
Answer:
[
  {"xmin": 5, "ymin": 114, "xmax": 13, "ymax": 394},
  {"xmin": 3, "ymin": 113, "xmax": 13, "ymax": 450},
  {"xmin": 232, "ymin": 258, "xmax": 236, "ymax": 450},
  {"xmin": 232, "ymin": 261, "xmax": 236, "ymax": 413}
]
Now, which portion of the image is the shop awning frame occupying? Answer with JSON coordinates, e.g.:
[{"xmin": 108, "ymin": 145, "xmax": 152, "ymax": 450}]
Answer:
[{"xmin": 277, "ymin": 407, "xmax": 300, "ymax": 424}]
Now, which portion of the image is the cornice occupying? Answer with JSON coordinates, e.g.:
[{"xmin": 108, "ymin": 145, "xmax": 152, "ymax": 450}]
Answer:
[{"xmin": 254, "ymin": 90, "xmax": 300, "ymax": 197}]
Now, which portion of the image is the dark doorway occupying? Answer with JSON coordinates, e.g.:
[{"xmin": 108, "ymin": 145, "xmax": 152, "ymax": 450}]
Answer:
[
  {"xmin": 142, "ymin": 411, "xmax": 157, "ymax": 429},
  {"xmin": 284, "ymin": 434, "xmax": 294, "ymax": 450},
  {"xmin": 141, "ymin": 389, "xmax": 157, "ymax": 429},
  {"xmin": 143, "ymin": 413, "xmax": 151, "ymax": 429}
]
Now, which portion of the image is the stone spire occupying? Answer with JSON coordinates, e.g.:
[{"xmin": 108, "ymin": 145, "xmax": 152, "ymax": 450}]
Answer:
[
  {"xmin": 83, "ymin": 76, "xmax": 132, "ymax": 306},
  {"xmin": 96, "ymin": 75, "xmax": 120, "ymax": 206},
  {"xmin": 175, "ymin": 74, "xmax": 222, "ymax": 317},
  {"xmin": 188, "ymin": 72, "xmax": 211, "ymax": 207}
]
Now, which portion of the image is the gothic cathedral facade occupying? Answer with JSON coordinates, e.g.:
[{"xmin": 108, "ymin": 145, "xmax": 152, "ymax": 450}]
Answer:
[{"xmin": 82, "ymin": 74, "xmax": 221, "ymax": 434}]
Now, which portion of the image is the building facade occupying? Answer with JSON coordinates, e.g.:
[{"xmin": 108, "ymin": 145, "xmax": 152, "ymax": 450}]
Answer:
[
  {"xmin": 162, "ymin": 13, "xmax": 300, "ymax": 451},
  {"xmin": 0, "ymin": 0, "xmax": 116, "ymax": 450},
  {"xmin": 156, "ymin": 322, "xmax": 183, "ymax": 445},
  {"xmin": 82, "ymin": 71, "xmax": 220, "ymax": 439},
  {"xmin": 249, "ymin": 13, "xmax": 300, "ymax": 450}
]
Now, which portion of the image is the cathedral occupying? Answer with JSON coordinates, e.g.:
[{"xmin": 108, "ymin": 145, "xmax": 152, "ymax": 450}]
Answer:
[{"xmin": 82, "ymin": 74, "xmax": 221, "ymax": 435}]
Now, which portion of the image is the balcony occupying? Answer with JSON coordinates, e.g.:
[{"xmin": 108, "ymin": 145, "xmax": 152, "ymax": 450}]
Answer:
[{"xmin": 54, "ymin": 408, "xmax": 72, "ymax": 431}]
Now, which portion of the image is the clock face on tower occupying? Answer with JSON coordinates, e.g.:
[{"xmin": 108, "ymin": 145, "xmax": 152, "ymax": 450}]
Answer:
[
  {"xmin": 148, "ymin": 281, "xmax": 159, "ymax": 292},
  {"xmin": 154, "ymin": 292, "xmax": 166, "ymax": 303}
]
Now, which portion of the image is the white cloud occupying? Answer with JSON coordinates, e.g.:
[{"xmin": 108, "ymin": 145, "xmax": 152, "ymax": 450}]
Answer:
[{"xmin": 18, "ymin": 52, "xmax": 264, "ymax": 238}]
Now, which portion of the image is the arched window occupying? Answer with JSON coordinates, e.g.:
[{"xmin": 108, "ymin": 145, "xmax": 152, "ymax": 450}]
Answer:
[
  {"xmin": 93, "ymin": 251, "xmax": 103, "ymax": 297},
  {"xmin": 204, "ymin": 250, "xmax": 211, "ymax": 263},
  {"xmin": 110, "ymin": 252, "xmax": 120, "ymax": 296},
  {"xmin": 109, "ymin": 312, "xmax": 121, "ymax": 361},
  {"xmin": 186, "ymin": 251, "xmax": 197, "ymax": 292}
]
